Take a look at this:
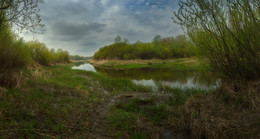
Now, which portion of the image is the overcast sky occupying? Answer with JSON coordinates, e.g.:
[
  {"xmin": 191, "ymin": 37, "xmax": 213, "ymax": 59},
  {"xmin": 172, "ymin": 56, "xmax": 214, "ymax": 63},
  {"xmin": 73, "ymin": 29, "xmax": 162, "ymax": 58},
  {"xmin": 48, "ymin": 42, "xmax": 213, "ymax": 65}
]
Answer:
[{"xmin": 22, "ymin": 0, "xmax": 183, "ymax": 56}]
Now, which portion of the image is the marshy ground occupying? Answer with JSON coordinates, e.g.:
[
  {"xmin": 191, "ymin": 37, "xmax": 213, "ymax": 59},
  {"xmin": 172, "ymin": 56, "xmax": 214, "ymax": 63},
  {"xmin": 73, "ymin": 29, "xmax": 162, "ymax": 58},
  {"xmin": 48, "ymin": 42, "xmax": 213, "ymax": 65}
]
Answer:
[
  {"xmin": 1, "ymin": 59, "xmax": 259, "ymax": 138},
  {"xmin": 0, "ymin": 59, "xmax": 202, "ymax": 138}
]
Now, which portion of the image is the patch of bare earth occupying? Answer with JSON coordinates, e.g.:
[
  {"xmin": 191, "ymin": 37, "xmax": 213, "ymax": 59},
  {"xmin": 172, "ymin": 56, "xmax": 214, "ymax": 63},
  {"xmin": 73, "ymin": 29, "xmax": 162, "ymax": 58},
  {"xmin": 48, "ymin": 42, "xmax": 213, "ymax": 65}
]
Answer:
[{"xmin": 86, "ymin": 92, "xmax": 177, "ymax": 138}]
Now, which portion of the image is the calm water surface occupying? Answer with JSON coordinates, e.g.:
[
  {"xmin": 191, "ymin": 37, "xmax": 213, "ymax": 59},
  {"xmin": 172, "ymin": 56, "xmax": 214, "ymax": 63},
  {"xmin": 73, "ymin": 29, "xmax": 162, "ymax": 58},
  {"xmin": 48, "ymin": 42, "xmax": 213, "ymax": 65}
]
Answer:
[
  {"xmin": 72, "ymin": 63, "xmax": 220, "ymax": 91},
  {"xmin": 72, "ymin": 62, "xmax": 96, "ymax": 72}
]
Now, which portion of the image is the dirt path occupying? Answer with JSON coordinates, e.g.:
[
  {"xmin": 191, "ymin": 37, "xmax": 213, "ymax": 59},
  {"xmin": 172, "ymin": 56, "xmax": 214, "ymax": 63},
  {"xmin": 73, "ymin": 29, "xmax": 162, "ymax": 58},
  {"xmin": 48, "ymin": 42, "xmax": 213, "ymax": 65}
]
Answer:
[
  {"xmin": 87, "ymin": 95, "xmax": 118, "ymax": 138},
  {"xmin": 86, "ymin": 92, "xmax": 176, "ymax": 138}
]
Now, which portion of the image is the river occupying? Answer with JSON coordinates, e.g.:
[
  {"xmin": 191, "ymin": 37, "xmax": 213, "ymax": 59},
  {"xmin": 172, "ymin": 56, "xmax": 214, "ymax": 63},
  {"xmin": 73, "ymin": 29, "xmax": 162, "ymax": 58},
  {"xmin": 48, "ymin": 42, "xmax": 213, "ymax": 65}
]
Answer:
[{"xmin": 72, "ymin": 63, "xmax": 220, "ymax": 91}]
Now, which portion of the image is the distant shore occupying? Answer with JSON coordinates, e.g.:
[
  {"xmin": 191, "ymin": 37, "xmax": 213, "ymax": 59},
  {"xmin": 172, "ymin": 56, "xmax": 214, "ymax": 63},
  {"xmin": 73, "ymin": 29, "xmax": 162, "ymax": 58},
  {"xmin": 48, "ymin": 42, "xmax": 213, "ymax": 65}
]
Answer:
[{"xmin": 88, "ymin": 57, "xmax": 209, "ymax": 70}]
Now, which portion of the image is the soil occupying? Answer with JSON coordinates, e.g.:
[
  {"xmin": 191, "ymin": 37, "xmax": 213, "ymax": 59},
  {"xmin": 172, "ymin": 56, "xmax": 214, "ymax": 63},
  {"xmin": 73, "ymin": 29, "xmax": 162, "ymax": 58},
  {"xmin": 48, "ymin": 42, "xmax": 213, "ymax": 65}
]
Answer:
[{"xmin": 86, "ymin": 92, "xmax": 176, "ymax": 138}]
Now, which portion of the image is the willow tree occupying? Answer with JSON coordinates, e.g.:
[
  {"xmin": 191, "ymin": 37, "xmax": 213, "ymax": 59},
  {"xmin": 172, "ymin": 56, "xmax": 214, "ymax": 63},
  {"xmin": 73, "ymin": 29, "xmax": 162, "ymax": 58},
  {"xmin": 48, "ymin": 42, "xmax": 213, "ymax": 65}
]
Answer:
[
  {"xmin": 173, "ymin": 0, "xmax": 260, "ymax": 82},
  {"xmin": 0, "ymin": 0, "xmax": 44, "ymax": 33}
]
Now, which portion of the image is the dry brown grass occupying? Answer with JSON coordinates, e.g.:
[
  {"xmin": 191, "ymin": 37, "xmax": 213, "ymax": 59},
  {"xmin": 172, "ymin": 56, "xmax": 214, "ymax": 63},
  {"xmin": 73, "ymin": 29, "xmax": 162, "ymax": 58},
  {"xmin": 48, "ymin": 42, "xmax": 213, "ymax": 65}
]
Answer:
[
  {"xmin": 0, "ymin": 86, "xmax": 7, "ymax": 93},
  {"xmin": 89, "ymin": 58, "xmax": 199, "ymax": 67},
  {"xmin": 0, "ymin": 64, "xmax": 52, "ymax": 88},
  {"xmin": 25, "ymin": 64, "xmax": 52, "ymax": 79},
  {"xmin": 176, "ymin": 81, "xmax": 260, "ymax": 138},
  {"xmin": 0, "ymin": 71, "xmax": 22, "ymax": 88},
  {"xmin": 135, "ymin": 117, "xmax": 160, "ymax": 138},
  {"xmin": 89, "ymin": 59, "xmax": 166, "ymax": 66}
]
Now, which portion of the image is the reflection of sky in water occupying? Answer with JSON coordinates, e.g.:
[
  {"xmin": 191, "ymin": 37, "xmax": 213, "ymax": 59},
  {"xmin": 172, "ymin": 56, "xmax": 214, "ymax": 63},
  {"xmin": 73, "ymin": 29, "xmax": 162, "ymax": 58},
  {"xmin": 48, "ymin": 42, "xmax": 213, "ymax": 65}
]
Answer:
[
  {"xmin": 72, "ymin": 63, "xmax": 220, "ymax": 91},
  {"xmin": 72, "ymin": 63, "xmax": 96, "ymax": 72},
  {"xmin": 133, "ymin": 78, "xmax": 220, "ymax": 91},
  {"xmin": 133, "ymin": 79, "xmax": 158, "ymax": 90}
]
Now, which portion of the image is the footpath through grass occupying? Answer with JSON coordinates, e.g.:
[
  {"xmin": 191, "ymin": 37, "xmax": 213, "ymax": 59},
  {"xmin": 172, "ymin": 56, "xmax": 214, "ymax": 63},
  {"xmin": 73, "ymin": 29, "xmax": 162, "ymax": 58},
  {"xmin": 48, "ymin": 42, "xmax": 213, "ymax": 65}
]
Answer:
[
  {"xmin": 107, "ymin": 87, "xmax": 209, "ymax": 138},
  {"xmin": 0, "ymin": 63, "xmax": 151, "ymax": 138},
  {"xmin": 0, "ymin": 61, "xmax": 213, "ymax": 138}
]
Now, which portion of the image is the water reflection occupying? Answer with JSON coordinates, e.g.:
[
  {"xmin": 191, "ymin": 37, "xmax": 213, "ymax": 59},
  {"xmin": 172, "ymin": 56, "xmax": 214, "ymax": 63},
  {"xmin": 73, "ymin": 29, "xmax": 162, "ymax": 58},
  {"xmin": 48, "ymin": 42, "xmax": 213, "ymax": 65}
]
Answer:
[
  {"xmin": 72, "ymin": 63, "xmax": 220, "ymax": 91},
  {"xmin": 72, "ymin": 63, "xmax": 96, "ymax": 72}
]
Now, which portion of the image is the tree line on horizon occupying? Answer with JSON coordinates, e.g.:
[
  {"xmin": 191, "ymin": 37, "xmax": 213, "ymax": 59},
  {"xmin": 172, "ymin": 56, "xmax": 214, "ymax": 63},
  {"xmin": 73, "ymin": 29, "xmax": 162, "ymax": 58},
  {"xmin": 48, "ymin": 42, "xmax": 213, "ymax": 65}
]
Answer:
[{"xmin": 93, "ymin": 35, "xmax": 195, "ymax": 60}]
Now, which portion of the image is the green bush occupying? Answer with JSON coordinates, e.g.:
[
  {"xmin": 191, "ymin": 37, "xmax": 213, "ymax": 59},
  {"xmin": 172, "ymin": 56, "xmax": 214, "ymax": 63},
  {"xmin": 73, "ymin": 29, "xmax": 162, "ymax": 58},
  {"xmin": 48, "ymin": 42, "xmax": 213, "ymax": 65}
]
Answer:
[
  {"xmin": 55, "ymin": 49, "xmax": 70, "ymax": 63},
  {"xmin": 26, "ymin": 41, "xmax": 70, "ymax": 65},
  {"xmin": 0, "ymin": 14, "xmax": 70, "ymax": 87},
  {"xmin": 173, "ymin": 0, "xmax": 260, "ymax": 82},
  {"xmin": 93, "ymin": 35, "xmax": 195, "ymax": 60},
  {"xmin": 70, "ymin": 55, "xmax": 90, "ymax": 60},
  {"xmin": 26, "ymin": 40, "xmax": 53, "ymax": 65},
  {"xmin": 0, "ymin": 19, "xmax": 32, "ymax": 87}
]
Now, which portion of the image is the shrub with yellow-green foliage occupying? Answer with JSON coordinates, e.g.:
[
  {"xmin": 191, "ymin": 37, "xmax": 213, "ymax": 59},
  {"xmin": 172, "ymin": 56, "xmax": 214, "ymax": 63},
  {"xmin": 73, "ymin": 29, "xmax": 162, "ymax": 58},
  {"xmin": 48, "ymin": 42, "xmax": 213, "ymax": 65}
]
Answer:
[
  {"xmin": 26, "ymin": 40, "xmax": 53, "ymax": 65},
  {"xmin": 26, "ymin": 41, "xmax": 70, "ymax": 65},
  {"xmin": 55, "ymin": 49, "xmax": 70, "ymax": 63},
  {"xmin": 0, "ymin": 18, "xmax": 32, "ymax": 87},
  {"xmin": 0, "ymin": 16, "xmax": 70, "ymax": 87},
  {"xmin": 93, "ymin": 35, "xmax": 195, "ymax": 60}
]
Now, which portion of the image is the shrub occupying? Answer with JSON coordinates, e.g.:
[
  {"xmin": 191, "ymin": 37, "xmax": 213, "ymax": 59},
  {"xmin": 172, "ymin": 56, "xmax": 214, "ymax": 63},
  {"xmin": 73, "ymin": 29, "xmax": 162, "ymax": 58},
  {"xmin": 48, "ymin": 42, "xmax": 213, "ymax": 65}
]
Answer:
[
  {"xmin": 55, "ymin": 49, "xmax": 70, "ymax": 63},
  {"xmin": 0, "ymin": 19, "xmax": 32, "ymax": 87},
  {"xmin": 26, "ymin": 41, "xmax": 70, "ymax": 65},
  {"xmin": 26, "ymin": 40, "xmax": 53, "ymax": 65},
  {"xmin": 93, "ymin": 35, "xmax": 195, "ymax": 60},
  {"xmin": 173, "ymin": 0, "xmax": 260, "ymax": 83}
]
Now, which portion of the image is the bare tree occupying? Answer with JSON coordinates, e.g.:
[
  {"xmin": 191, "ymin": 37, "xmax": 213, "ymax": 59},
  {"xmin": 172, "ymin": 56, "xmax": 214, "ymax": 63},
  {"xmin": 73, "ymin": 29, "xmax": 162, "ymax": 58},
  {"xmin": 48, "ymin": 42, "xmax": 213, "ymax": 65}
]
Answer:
[{"xmin": 0, "ymin": 0, "xmax": 44, "ymax": 33}]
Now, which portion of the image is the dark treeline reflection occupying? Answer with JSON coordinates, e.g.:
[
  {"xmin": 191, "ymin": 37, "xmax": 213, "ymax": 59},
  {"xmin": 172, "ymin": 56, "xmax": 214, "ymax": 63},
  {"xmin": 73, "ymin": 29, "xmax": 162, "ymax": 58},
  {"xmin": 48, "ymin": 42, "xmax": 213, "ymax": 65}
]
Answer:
[{"xmin": 95, "ymin": 67, "xmax": 219, "ymax": 88}]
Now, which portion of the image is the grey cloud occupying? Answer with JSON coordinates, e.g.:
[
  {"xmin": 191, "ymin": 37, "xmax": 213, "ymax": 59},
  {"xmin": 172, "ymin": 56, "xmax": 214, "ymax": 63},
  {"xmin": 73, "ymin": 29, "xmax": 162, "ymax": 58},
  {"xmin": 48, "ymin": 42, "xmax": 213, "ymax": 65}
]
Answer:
[
  {"xmin": 52, "ymin": 22, "xmax": 106, "ymax": 41},
  {"xmin": 40, "ymin": 0, "xmax": 105, "ymax": 21},
  {"xmin": 22, "ymin": 0, "xmax": 183, "ymax": 56}
]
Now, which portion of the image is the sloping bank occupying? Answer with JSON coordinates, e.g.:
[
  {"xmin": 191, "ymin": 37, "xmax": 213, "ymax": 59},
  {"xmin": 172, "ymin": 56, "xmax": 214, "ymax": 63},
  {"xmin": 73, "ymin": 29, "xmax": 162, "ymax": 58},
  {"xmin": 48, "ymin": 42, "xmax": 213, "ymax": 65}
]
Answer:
[
  {"xmin": 175, "ymin": 81, "xmax": 260, "ymax": 138},
  {"xmin": 89, "ymin": 58, "xmax": 260, "ymax": 138}
]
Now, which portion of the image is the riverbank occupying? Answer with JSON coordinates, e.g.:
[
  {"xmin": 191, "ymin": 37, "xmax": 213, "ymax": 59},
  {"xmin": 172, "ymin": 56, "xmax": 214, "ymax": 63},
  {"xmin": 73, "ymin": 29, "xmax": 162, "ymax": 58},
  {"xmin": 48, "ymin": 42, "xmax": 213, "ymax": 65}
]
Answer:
[
  {"xmin": 0, "ymin": 63, "xmax": 150, "ymax": 138},
  {"xmin": 179, "ymin": 81, "xmax": 260, "ymax": 138},
  {"xmin": 0, "ymin": 63, "xmax": 208, "ymax": 138},
  {"xmin": 1, "ymin": 62, "xmax": 258, "ymax": 138},
  {"xmin": 89, "ymin": 57, "xmax": 210, "ymax": 70}
]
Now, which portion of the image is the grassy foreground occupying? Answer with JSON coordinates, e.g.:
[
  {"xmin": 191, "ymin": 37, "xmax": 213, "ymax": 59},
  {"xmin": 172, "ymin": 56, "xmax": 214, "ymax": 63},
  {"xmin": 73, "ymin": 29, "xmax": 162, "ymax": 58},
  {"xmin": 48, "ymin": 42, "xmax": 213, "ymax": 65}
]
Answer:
[
  {"xmin": 0, "ymin": 63, "xmax": 151, "ymax": 138},
  {"xmin": 1, "ymin": 61, "xmax": 258, "ymax": 138},
  {"xmin": 0, "ymin": 62, "xmax": 210, "ymax": 138}
]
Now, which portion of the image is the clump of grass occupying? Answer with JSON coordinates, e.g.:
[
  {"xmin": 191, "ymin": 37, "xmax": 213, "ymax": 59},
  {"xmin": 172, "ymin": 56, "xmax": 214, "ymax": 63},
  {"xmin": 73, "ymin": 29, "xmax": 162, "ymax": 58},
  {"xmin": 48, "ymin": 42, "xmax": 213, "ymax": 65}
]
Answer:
[
  {"xmin": 107, "ymin": 86, "xmax": 211, "ymax": 138},
  {"xmin": 109, "ymin": 97, "xmax": 171, "ymax": 137},
  {"xmin": 0, "ymin": 85, "xmax": 90, "ymax": 138},
  {"xmin": 107, "ymin": 108, "xmax": 138, "ymax": 137},
  {"xmin": 162, "ymin": 86, "xmax": 209, "ymax": 105},
  {"xmin": 175, "ymin": 81, "xmax": 260, "ymax": 138}
]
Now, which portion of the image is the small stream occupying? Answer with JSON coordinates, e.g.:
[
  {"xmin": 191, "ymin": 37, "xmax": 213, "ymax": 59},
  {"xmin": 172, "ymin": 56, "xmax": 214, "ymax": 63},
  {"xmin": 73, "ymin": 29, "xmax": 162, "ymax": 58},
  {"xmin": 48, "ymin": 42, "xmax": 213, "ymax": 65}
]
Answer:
[{"xmin": 72, "ymin": 63, "xmax": 220, "ymax": 91}]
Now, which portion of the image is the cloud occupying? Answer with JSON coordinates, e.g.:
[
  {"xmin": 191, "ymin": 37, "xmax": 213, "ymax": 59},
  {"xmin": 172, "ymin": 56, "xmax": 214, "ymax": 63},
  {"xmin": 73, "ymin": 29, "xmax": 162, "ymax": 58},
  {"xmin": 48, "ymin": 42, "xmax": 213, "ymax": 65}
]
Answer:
[
  {"xmin": 52, "ymin": 22, "xmax": 106, "ymax": 41},
  {"xmin": 22, "ymin": 0, "xmax": 183, "ymax": 56}
]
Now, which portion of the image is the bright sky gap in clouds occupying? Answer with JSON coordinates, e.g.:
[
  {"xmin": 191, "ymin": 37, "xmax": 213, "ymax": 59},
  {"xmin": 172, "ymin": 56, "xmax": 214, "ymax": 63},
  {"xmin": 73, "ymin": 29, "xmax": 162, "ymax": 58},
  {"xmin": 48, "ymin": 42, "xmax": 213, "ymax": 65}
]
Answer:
[{"xmin": 22, "ymin": 0, "xmax": 183, "ymax": 56}]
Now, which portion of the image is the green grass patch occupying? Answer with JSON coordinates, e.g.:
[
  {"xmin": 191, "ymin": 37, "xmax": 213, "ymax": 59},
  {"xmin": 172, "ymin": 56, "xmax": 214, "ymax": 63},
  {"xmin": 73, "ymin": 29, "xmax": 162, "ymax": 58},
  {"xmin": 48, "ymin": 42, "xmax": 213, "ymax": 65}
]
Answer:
[
  {"xmin": 108, "ymin": 87, "xmax": 210, "ymax": 137},
  {"xmin": 107, "ymin": 108, "xmax": 138, "ymax": 137},
  {"xmin": 163, "ymin": 87, "xmax": 209, "ymax": 105},
  {"xmin": 0, "ymin": 63, "xmax": 152, "ymax": 138}
]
